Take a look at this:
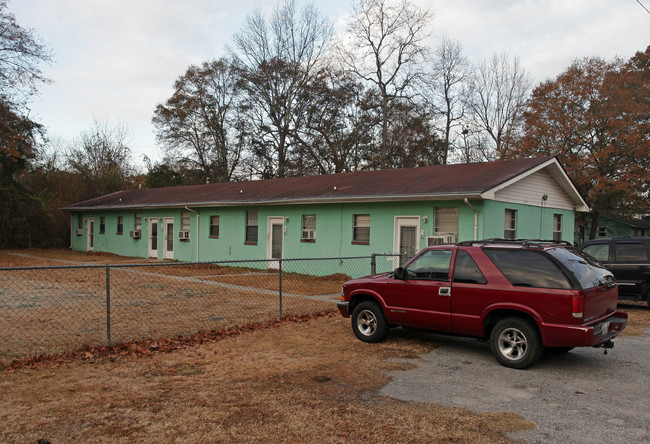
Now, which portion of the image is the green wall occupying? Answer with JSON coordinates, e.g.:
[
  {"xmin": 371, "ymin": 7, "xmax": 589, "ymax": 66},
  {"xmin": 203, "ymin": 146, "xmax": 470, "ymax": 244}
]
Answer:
[{"xmin": 70, "ymin": 199, "xmax": 576, "ymax": 265}]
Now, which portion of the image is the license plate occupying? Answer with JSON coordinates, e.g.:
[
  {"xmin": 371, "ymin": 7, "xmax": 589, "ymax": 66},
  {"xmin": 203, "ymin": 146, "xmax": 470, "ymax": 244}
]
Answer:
[{"xmin": 601, "ymin": 322, "xmax": 610, "ymax": 335}]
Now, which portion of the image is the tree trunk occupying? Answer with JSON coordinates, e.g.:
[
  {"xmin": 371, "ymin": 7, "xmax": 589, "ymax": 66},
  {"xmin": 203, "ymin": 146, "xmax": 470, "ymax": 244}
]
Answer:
[{"xmin": 588, "ymin": 211, "xmax": 600, "ymax": 240}]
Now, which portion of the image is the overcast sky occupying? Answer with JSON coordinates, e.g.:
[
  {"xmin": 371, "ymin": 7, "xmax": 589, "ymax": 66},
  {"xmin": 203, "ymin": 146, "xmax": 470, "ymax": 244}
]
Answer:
[{"xmin": 12, "ymin": 0, "xmax": 650, "ymax": 167}]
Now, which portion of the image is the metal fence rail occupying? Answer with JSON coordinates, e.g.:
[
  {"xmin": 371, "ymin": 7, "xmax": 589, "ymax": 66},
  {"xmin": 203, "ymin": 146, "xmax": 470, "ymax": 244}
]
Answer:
[{"xmin": 0, "ymin": 254, "xmax": 399, "ymax": 366}]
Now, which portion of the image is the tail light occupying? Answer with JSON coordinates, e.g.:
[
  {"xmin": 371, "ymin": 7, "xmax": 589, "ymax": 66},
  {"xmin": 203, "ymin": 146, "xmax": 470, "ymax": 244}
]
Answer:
[{"xmin": 572, "ymin": 294, "xmax": 584, "ymax": 318}]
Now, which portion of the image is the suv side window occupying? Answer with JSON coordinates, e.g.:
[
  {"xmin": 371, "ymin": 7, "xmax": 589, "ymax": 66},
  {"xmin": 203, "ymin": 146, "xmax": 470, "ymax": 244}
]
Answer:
[
  {"xmin": 453, "ymin": 250, "xmax": 487, "ymax": 284},
  {"xmin": 582, "ymin": 243, "xmax": 610, "ymax": 262},
  {"xmin": 614, "ymin": 243, "xmax": 648, "ymax": 262},
  {"xmin": 405, "ymin": 249, "xmax": 452, "ymax": 281},
  {"xmin": 484, "ymin": 249, "xmax": 572, "ymax": 289}
]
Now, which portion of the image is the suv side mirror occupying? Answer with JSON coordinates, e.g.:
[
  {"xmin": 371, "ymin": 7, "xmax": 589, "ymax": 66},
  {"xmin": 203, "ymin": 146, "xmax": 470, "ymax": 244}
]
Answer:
[{"xmin": 393, "ymin": 267, "xmax": 406, "ymax": 280}]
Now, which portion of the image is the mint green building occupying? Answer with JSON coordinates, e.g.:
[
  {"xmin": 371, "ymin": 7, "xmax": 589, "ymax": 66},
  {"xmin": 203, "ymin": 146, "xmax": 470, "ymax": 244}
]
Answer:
[{"xmin": 62, "ymin": 157, "xmax": 588, "ymax": 270}]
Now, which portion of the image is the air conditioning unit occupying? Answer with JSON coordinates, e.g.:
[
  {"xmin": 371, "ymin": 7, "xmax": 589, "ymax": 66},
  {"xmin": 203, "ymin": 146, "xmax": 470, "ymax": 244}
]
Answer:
[
  {"xmin": 427, "ymin": 233, "xmax": 456, "ymax": 246},
  {"xmin": 75, "ymin": 228, "xmax": 83, "ymax": 236},
  {"xmin": 302, "ymin": 230, "xmax": 315, "ymax": 240},
  {"xmin": 178, "ymin": 231, "xmax": 190, "ymax": 240},
  {"xmin": 129, "ymin": 229, "xmax": 141, "ymax": 239}
]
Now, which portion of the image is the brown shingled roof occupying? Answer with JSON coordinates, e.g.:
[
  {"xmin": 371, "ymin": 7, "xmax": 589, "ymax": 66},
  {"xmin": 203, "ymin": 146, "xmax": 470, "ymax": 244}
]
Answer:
[{"xmin": 62, "ymin": 157, "xmax": 555, "ymax": 210}]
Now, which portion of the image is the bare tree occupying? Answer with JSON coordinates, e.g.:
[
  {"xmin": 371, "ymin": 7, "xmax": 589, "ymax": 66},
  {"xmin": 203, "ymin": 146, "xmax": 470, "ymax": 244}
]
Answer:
[
  {"xmin": 290, "ymin": 69, "xmax": 371, "ymax": 175},
  {"xmin": 0, "ymin": 0, "xmax": 52, "ymax": 105},
  {"xmin": 153, "ymin": 58, "xmax": 245, "ymax": 183},
  {"xmin": 230, "ymin": 0, "xmax": 333, "ymax": 178},
  {"xmin": 428, "ymin": 37, "xmax": 471, "ymax": 165},
  {"xmin": 339, "ymin": 0, "xmax": 432, "ymax": 168},
  {"xmin": 464, "ymin": 53, "xmax": 532, "ymax": 159},
  {"xmin": 66, "ymin": 119, "xmax": 134, "ymax": 197}
]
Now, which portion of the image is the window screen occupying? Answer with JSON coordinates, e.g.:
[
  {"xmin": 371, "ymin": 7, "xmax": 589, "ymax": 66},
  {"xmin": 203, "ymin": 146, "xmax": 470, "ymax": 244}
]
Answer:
[
  {"xmin": 246, "ymin": 211, "xmax": 258, "ymax": 243},
  {"xmin": 210, "ymin": 216, "xmax": 219, "ymax": 238},
  {"xmin": 353, "ymin": 214, "xmax": 370, "ymax": 243}
]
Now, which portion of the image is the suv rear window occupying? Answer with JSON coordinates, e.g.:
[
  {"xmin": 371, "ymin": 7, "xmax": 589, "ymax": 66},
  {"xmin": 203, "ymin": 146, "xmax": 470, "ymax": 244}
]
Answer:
[
  {"xmin": 546, "ymin": 247, "xmax": 615, "ymax": 289},
  {"xmin": 484, "ymin": 248, "xmax": 572, "ymax": 289}
]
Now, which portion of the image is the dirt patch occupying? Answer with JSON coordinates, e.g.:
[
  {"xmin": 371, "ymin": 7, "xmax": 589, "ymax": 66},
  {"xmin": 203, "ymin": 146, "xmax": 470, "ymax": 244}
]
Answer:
[
  {"xmin": 0, "ymin": 314, "xmax": 535, "ymax": 443},
  {"xmin": 618, "ymin": 304, "xmax": 650, "ymax": 337}
]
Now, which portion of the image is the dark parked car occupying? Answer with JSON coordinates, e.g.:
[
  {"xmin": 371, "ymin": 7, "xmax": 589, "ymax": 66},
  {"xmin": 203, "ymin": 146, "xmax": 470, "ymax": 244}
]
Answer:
[
  {"xmin": 337, "ymin": 240, "xmax": 627, "ymax": 369},
  {"xmin": 579, "ymin": 237, "xmax": 650, "ymax": 306}
]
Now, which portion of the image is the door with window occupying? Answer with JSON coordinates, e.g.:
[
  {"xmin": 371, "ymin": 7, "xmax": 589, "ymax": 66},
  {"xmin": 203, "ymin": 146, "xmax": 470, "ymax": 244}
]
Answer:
[
  {"xmin": 267, "ymin": 217, "xmax": 284, "ymax": 270},
  {"xmin": 163, "ymin": 217, "xmax": 174, "ymax": 260},
  {"xmin": 148, "ymin": 218, "xmax": 159, "ymax": 259},
  {"xmin": 86, "ymin": 219, "xmax": 94, "ymax": 252},
  {"xmin": 383, "ymin": 248, "xmax": 453, "ymax": 330},
  {"xmin": 394, "ymin": 216, "xmax": 420, "ymax": 268}
]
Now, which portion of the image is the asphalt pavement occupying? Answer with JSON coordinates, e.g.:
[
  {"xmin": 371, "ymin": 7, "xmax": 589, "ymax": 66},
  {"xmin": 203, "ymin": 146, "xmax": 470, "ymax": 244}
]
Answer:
[{"xmin": 380, "ymin": 325, "xmax": 650, "ymax": 443}]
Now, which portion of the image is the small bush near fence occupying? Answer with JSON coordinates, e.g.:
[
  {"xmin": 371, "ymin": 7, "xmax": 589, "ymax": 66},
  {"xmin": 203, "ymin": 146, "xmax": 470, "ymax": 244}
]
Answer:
[{"xmin": 0, "ymin": 254, "xmax": 398, "ymax": 366}]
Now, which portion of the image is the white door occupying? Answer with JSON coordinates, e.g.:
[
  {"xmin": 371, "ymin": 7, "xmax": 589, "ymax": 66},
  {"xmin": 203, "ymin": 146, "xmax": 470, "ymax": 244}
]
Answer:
[
  {"xmin": 393, "ymin": 216, "xmax": 420, "ymax": 268},
  {"xmin": 267, "ymin": 217, "xmax": 284, "ymax": 270},
  {"xmin": 148, "ymin": 218, "xmax": 159, "ymax": 259},
  {"xmin": 163, "ymin": 217, "xmax": 174, "ymax": 260},
  {"xmin": 86, "ymin": 219, "xmax": 94, "ymax": 252}
]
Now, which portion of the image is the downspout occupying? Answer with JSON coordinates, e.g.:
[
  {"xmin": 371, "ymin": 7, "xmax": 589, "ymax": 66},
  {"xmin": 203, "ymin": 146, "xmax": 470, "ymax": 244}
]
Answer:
[
  {"xmin": 184, "ymin": 206, "xmax": 200, "ymax": 262},
  {"xmin": 464, "ymin": 198, "xmax": 478, "ymax": 241}
]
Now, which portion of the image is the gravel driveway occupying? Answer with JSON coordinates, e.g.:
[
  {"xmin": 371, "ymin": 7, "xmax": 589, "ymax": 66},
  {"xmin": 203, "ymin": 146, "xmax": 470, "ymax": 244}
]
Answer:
[{"xmin": 380, "ymin": 327, "xmax": 649, "ymax": 443}]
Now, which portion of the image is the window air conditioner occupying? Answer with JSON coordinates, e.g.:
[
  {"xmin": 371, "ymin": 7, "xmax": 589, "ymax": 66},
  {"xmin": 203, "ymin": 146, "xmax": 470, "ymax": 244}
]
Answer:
[
  {"xmin": 130, "ymin": 229, "xmax": 141, "ymax": 239},
  {"xmin": 427, "ymin": 233, "xmax": 456, "ymax": 246},
  {"xmin": 75, "ymin": 228, "xmax": 83, "ymax": 236},
  {"xmin": 179, "ymin": 231, "xmax": 190, "ymax": 240}
]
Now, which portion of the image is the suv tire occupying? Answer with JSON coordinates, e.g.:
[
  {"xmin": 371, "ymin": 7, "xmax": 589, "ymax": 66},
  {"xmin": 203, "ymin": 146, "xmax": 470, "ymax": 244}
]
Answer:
[
  {"xmin": 351, "ymin": 301, "xmax": 389, "ymax": 343},
  {"xmin": 490, "ymin": 317, "xmax": 542, "ymax": 369}
]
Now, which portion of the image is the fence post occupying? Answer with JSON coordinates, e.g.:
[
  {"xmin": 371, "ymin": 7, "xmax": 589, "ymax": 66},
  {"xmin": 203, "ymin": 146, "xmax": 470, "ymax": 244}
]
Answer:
[
  {"xmin": 105, "ymin": 265, "xmax": 112, "ymax": 346},
  {"xmin": 370, "ymin": 253, "xmax": 376, "ymax": 275},
  {"xmin": 278, "ymin": 259, "xmax": 283, "ymax": 319}
]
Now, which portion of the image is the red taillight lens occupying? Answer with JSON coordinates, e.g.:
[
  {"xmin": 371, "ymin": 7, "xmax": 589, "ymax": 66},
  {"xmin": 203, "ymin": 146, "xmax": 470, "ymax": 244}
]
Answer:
[{"xmin": 572, "ymin": 295, "xmax": 584, "ymax": 318}]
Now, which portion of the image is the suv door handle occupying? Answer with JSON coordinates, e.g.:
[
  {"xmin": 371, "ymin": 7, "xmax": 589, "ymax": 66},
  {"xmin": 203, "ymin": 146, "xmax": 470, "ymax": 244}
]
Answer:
[{"xmin": 439, "ymin": 287, "xmax": 451, "ymax": 297}]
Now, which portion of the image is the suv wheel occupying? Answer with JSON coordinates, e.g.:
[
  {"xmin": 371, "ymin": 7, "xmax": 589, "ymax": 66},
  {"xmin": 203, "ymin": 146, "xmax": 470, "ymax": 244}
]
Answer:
[
  {"xmin": 490, "ymin": 317, "xmax": 542, "ymax": 369},
  {"xmin": 351, "ymin": 301, "xmax": 389, "ymax": 343}
]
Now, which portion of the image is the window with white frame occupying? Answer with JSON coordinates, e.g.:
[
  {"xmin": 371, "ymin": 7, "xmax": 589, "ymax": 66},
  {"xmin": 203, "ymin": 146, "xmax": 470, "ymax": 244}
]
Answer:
[
  {"xmin": 301, "ymin": 214, "xmax": 316, "ymax": 241},
  {"xmin": 181, "ymin": 212, "xmax": 191, "ymax": 231},
  {"xmin": 353, "ymin": 214, "xmax": 370, "ymax": 244},
  {"xmin": 245, "ymin": 211, "xmax": 258, "ymax": 244},
  {"xmin": 434, "ymin": 207, "xmax": 459, "ymax": 242},
  {"xmin": 553, "ymin": 214, "xmax": 562, "ymax": 241},
  {"xmin": 504, "ymin": 209, "xmax": 517, "ymax": 240},
  {"xmin": 210, "ymin": 216, "xmax": 220, "ymax": 238},
  {"xmin": 134, "ymin": 213, "xmax": 142, "ymax": 230}
]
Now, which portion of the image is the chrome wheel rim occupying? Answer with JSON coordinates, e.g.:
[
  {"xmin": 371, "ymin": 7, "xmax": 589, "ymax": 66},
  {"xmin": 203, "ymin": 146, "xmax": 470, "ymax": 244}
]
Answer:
[
  {"xmin": 357, "ymin": 309, "xmax": 378, "ymax": 336},
  {"xmin": 497, "ymin": 327, "xmax": 528, "ymax": 361}
]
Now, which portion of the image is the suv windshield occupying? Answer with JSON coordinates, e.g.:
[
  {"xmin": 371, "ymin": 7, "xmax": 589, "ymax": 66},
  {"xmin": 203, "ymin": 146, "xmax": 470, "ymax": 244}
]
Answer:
[{"xmin": 547, "ymin": 247, "xmax": 615, "ymax": 289}]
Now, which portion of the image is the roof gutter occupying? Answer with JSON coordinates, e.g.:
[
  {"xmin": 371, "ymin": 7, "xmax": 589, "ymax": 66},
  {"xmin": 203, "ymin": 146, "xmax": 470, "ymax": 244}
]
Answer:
[
  {"xmin": 184, "ymin": 206, "xmax": 200, "ymax": 262},
  {"xmin": 61, "ymin": 192, "xmax": 485, "ymax": 212}
]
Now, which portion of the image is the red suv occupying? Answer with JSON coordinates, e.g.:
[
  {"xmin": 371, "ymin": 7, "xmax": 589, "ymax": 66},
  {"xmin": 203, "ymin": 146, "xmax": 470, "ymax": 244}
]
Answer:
[{"xmin": 337, "ymin": 240, "xmax": 628, "ymax": 369}]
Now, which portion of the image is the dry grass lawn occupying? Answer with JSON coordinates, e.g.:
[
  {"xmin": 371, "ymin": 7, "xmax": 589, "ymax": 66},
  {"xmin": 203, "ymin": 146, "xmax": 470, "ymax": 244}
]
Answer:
[{"xmin": 0, "ymin": 313, "xmax": 536, "ymax": 443}]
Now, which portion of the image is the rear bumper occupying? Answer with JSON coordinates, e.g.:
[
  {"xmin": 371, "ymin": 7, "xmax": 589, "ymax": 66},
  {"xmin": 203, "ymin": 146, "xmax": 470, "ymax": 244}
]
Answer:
[
  {"xmin": 541, "ymin": 311, "xmax": 628, "ymax": 347},
  {"xmin": 337, "ymin": 301, "xmax": 350, "ymax": 317}
]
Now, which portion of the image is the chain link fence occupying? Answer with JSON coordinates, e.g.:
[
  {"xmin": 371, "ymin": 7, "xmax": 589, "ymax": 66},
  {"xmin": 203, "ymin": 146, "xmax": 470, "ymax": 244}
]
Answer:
[{"xmin": 0, "ymin": 254, "xmax": 399, "ymax": 366}]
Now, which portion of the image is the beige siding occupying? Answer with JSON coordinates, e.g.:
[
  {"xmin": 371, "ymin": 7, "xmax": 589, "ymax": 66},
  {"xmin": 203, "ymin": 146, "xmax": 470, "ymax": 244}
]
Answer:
[{"xmin": 494, "ymin": 170, "xmax": 575, "ymax": 210}]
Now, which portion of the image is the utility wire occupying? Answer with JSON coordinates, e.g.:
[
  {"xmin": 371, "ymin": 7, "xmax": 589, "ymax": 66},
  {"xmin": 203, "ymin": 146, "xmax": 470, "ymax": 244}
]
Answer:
[{"xmin": 637, "ymin": 0, "xmax": 650, "ymax": 14}]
